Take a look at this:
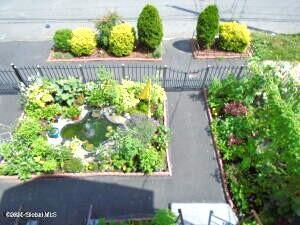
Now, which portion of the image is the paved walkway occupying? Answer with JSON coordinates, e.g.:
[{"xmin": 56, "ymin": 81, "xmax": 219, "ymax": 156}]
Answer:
[
  {"xmin": 0, "ymin": 91, "xmax": 224, "ymax": 225},
  {"xmin": 0, "ymin": 39, "xmax": 244, "ymax": 70}
]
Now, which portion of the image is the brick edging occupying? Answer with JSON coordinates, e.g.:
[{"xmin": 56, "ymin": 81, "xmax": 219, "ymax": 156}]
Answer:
[
  {"xmin": 202, "ymin": 89, "xmax": 237, "ymax": 212},
  {"xmin": 47, "ymin": 51, "xmax": 162, "ymax": 62},
  {"xmin": 0, "ymin": 100, "xmax": 172, "ymax": 181},
  {"xmin": 190, "ymin": 39, "xmax": 251, "ymax": 59}
]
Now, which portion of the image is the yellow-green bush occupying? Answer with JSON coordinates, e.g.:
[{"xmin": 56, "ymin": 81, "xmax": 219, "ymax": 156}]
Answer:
[
  {"xmin": 218, "ymin": 22, "xmax": 251, "ymax": 53},
  {"xmin": 109, "ymin": 23, "xmax": 135, "ymax": 56},
  {"xmin": 70, "ymin": 28, "xmax": 96, "ymax": 56}
]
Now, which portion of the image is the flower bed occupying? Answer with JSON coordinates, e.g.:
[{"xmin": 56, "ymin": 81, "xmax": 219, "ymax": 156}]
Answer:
[
  {"xmin": 0, "ymin": 69, "xmax": 171, "ymax": 181},
  {"xmin": 193, "ymin": 5, "xmax": 251, "ymax": 59},
  {"xmin": 49, "ymin": 5, "xmax": 163, "ymax": 62},
  {"xmin": 207, "ymin": 62, "xmax": 300, "ymax": 225}
]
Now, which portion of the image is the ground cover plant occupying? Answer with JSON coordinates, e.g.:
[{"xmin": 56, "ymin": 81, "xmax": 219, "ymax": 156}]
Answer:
[
  {"xmin": 97, "ymin": 209, "xmax": 176, "ymax": 225},
  {"xmin": 208, "ymin": 62, "xmax": 300, "ymax": 224},
  {"xmin": 252, "ymin": 32, "xmax": 300, "ymax": 61},
  {"xmin": 0, "ymin": 69, "xmax": 169, "ymax": 180},
  {"xmin": 51, "ymin": 4, "xmax": 163, "ymax": 59}
]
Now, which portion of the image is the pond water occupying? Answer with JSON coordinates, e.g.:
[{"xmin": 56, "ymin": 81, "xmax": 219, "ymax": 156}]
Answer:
[{"xmin": 60, "ymin": 112, "xmax": 118, "ymax": 146}]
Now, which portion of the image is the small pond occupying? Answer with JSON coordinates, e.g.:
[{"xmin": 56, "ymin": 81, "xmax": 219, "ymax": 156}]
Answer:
[{"xmin": 60, "ymin": 112, "xmax": 118, "ymax": 146}]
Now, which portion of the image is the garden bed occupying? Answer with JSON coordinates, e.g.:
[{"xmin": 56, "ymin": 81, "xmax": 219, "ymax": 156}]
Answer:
[
  {"xmin": 0, "ymin": 70, "xmax": 171, "ymax": 181},
  {"xmin": 48, "ymin": 47, "xmax": 162, "ymax": 62},
  {"xmin": 205, "ymin": 62, "xmax": 300, "ymax": 224},
  {"xmin": 191, "ymin": 39, "xmax": 251, "ymax": 59}
]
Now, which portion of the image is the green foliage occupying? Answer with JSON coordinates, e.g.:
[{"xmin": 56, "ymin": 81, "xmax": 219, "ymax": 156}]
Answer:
[
  {"xmin": 208, "ymin": 62, "xmax": 300, "ymax": 223},
  {"xmin": 218, "ymin": 22, "xmax": 251, "ymax": 53},
  {"xmin": 70, "ymin": 28, "xmax": 97, "ymax": 56},
  {"xmin": 54, "ymin": 78, "xmax": 84, "ymax": 106},
  {"xmin": 153, "ymin": 209, "xmax": 176, "ymax": 225},
  {"xmin": 53, "ymin": 29, "xmax": 73, "ymax": 52},
  {"xmin": 63, "ymin": 157, "xmax": 84, "ymax": 173},
  {"xmin": 196, "ymin": 5, "xmax": 219, "ymax": 48},
  {"xmin": 252, "ymin": 32, "xmax": 300, "ymax": 61},
  {"xmin": 95, "ymin": 12, "xmax": 121, "ymax": 49},
  {"xmin": 128, "ymin": 118, "xmax": 157, "ymax": 145},
  {"xmin": 63, "ymin": 105, "xmax": 81, "ymax": 119},
  {"xmin": 25, "ymin": 79, "xmax": 56, "ymax": 108},
  {"xmin": 140, "ymin": 146, "xmax": 162, "ymax": 173},
  {"xmin": 26, "ymin": 103, "xmax": 62, "ymax": 121},
  {"xmin": 151, "ymin": 125, "xmax": 170, "ymax": 152},
  {"xmin": 137, "ymin": 4, "xmax": 163, "ymax": 50},
  {"xmin": 109, "ymin": 23, "xmax": 135, "ymax": 56},
  {"xmin": 152, "ymin": 44, "xmax": 162, "ymax": 58}
]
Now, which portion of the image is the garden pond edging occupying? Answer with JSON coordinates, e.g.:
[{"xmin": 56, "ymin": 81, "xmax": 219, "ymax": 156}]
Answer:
[{"xmin": 0, "ymin": 99, "xmax": 172, "ymax": 181}]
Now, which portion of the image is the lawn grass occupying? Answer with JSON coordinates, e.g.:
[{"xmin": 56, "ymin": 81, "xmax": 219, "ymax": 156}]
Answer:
[{"xmin": 251, "ymin": 32, "xmax": 300, "ymax": 61}]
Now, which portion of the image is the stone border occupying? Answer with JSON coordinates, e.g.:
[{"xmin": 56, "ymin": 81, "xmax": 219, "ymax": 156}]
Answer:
[
  {"xmin": 0, "ymin": 100, "xmax": 172, "ymax": 181},
  {"xmin": 47, "ymin": 50, "xmax": 162, "ymax": 62},
  {"xmin": 202, "ymin": 89, "xmax": 237, "ymax": 212},
  {"xmin": 191, "ymin": 39, "xmax": 251, "ymax": 59}
]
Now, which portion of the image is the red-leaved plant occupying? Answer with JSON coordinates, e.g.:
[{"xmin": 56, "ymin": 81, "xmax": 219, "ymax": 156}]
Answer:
[
  {"xmin": 228, "ymin": 133, "xmax": 244, "ymax": 146},
  {"xmin": 224, "ymin": 101, "xmax": 248, "ymax": 116}
]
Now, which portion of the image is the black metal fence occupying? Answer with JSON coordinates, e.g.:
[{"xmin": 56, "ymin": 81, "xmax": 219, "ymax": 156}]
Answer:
[{"xmin": 0, "ymin": 63, "xmax": 247, "ymax": 93}]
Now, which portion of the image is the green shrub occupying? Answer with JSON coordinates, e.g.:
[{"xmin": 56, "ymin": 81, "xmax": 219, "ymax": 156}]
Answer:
[
  {"xmin": 53, "ymin": 29, "xmax": 73, "ymax": 52},
  {"xmin": 63, "ymin": 158, "xmax": 84, "ymax": 173},
  {"xmin": 70, "ymin": 28, "xmax": 96, "ymax": 56},
  {"xmin": 140, "ymin": 147, "xmax": 162, "ymax": 173},
  {"xmin": 95, "ymin": 12, "xmax": 121, "ymax": 49},
  {"xmin": 109, "ymin": 23, "xmax": 135, "ymax": 56},
  {"xmin": 196, "ymin": 5, "xmax": 219, "ymax": 48},
  {"xmin": 137, "ymin": 4, "xmax": 163, "ymax": 50},
  {"xmin": 153, "ymin": 209, "xmax": 176, "ymax": 225},
  {"xmin": 218, "ymin": 22, "xmax": 251, "ymax": 53},
  {"xmin": 63, "ymin": 105, "xmax": 81, "ymax": 119},
  {"xmin": 26, "ymin": 103, "xmax": 62, "ymax": 121}
]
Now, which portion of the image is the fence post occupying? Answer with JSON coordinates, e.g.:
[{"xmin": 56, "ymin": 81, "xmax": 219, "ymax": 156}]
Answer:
[
  {"xmin": 11, "ymin": 63, "xmax": 27, "ymax": 87},
  {"xmin": 237, "ymin": 65, "xmax": 245, "ymax": 79},
  {"xmin": 182, "ymin": 72, "xmax": 188, "ymax": 89},
  {"xmin": 202, "ymin": 65, "xmax": 211, "ymax": 88},
  {"xmin": 37, "ymin": 65, "xmax": 43, "ymax": 77},
  {"xmin": 121, "ymin": 64, "xmax": 125, "ymax": 80},
  {"xmin": 79, "ymin": 64, "xmax": 86, "ymax": 83},
  {"xmin": 162, "ymin": 65, "xmax": 167, "ymax": 88}
]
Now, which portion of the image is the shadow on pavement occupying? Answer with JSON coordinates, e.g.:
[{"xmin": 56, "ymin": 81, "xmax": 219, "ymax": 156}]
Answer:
[
  {"xmin": 172, "ymin": 39, "xmax": 192, "ymax": 53},
  {"xmin": 0, "ymin": 177, "xmax": 154, "ymax": 225}
]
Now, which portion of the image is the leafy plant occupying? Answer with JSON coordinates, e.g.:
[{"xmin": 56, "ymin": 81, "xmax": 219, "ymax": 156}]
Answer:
[
  {"xmin": 196, "ymin": 5, "xmax": 219, "ymax": 48},
  {"xmin": 53, "ymin": 28, "xmax": 73, "ymax": 52},
  {"xmin": 70, "ymin": 28, "xmax": 97, "ymax": 56},
  {"xmin": 137, "ymin": 4, "xmax": 163, "ymax": 50},
  {"xmin": 63, "ymin": 157, "xmax": 84, "ymax": 173},
  {"xmin": 95, "ymin": 12, "xmax": 121, "ymax": 49},
  {"xmin": 109, "ymin": 23, "xmax": 135, "ymax": 56},
  {"xmin": 54, "ymin": 78, "xmax": 84, "ymax": 106},
  {"xmin": 218, "ymin": 22, "xmax": 251, "ymax": 53},
  {"xmin": 63, "ymin": 105, "xmax": 81, "ymax": 119},
  {"xmin": 26, "ymin": 103, "xmax": 62, "ymax": 121},
  {"xmin": 153, "ymin": 209, "xmax": 176, "ymax": 225},
  {"xmin": 151, "ymin": 125, "xmax": 170, "ymax": 151},
  {"xmin": 140, "ymin": 146, "xmax": 162, "ymax": 173}
]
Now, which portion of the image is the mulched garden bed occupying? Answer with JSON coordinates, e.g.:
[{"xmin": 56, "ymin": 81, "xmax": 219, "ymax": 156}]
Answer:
[
  {"xmin": 48, "ymin": 47, "xmax": 162, "ymax": 62},
  {"xmin": 191, "ymin": 39, "xmax": 251, "ymax": 59}
]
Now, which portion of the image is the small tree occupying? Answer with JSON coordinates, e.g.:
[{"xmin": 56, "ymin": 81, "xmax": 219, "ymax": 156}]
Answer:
[
  {"xmin": 196, "ymin": 5, "xmax": 219, "ymax": 48},
  {"xmin": 137, "ymin": 4, "xmax": 163, "ymax": 50}
]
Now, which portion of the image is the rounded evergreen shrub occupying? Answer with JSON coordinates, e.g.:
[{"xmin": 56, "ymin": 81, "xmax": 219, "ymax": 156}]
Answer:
[
  {"xmin": 218, "ymin": 22, "xmax": 251, "ymax": 53},
  {"xmin": 137, "ymin": 4, "xmax": 163, "ymax": 50},
  {"xmin": 109, "ymin": 23, "xmax": 135, "ymax": 56},
  {"xmin": 53, "ymin": 29, "xmax": 72, "ymax": 52},
  {"xmin": 70, "ymin": 28, "xmax": 97, "ymax": 56},
  {"xmin": 196, "ymin": 5, "xmax": 219, "ymax": 48}
]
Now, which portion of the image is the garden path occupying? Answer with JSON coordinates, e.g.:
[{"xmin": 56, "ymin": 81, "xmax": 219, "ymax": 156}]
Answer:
[{"xmin": 0, "ymin": 91, "xmax": 224, "ymax": 225}]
